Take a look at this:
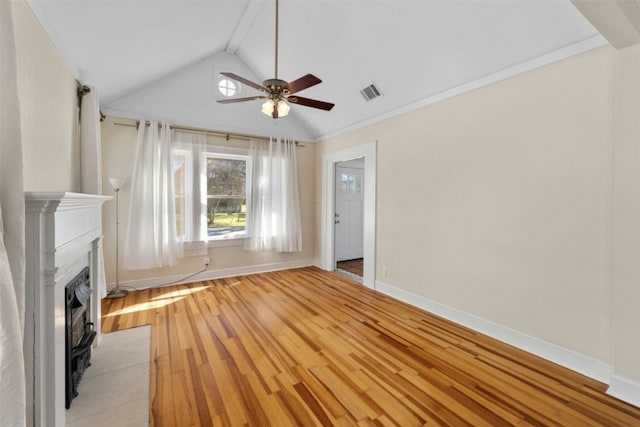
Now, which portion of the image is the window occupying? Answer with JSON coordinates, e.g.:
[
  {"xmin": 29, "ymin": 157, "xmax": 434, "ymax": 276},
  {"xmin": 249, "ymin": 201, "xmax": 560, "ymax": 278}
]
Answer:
[
  {"xmin": 217, "ymin": 78, "xmax": 238, "ymax": 97},
  {"xmin": 173, "ymin": 144, "xmax": 249, "ymax": 243},
  {"xmin": 205, "ymin": 154, "xmax": 247, "ymax": 239},
  {"xmin": 341, "ymin": 172, "xmax": 362, "ymax": 193}
]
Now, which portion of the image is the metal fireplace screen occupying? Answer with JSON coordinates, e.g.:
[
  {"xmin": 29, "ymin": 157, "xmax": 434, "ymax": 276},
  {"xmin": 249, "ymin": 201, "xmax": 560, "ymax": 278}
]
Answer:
[{"xmin": 65, "ymin": 267, "xmax": 96, "ymax": 409}]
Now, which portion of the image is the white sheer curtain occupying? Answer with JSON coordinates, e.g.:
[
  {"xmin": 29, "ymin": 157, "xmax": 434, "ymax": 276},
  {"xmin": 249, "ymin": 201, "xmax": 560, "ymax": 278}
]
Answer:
[
  {"xmin": 173, "ymin": 131, "xmax": 207, "ymax": 244},
  {"xmin": 0, "ymin": 1, "xmax": 26, "ymax": 425},
  {"xmin": 123, "ymin": 122, "xmax": 183, "ymax": 269},
  {"xmin": 79, "ymin": 85, "xmax": 102, "ymax": 195},
  {"xmin": 78, "ymin": 84, "xmax": 107, "ymax": 298},
  {"xmin": 245, "ymin": 137, "xmax": 302, "ymax": 252}
]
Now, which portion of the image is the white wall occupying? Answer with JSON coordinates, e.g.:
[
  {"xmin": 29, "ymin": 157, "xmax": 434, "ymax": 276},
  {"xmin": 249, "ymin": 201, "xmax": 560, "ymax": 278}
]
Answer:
[
  {"xmin": 103, "ymin": 51, "xmax": 316, "ymax": 142},
  {"xmin": 100, "ymin": 116, "xmax": 316, "ymax": 288},
  {"xmin": 12, "ymin": 2, "xmax": 85, "ymax": 424},
  {"xmin": 612, "ymin": 43, "xmax": 640, "ymax": 384},
  {"xmin": 13, "ymin": 0, "xmax": 78, "ymax": 192},
  {"xmin": 317, "ymin": 45, "xmax": 640, "ymax": 382}
]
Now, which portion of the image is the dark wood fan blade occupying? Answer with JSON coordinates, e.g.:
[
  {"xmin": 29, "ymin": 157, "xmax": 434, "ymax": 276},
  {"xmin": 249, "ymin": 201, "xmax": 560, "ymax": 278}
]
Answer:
[
  {"xmin": 288, "ymin": 95, "xmax": 334, "ymax": 111},
  {"xmin": 217, "ymin": 96, "xmax": 266, "ymax": 104},
  {"xmin": 220, "ymin": 72, "xmax": 265, "ymax": 92},
  {"xmin": 283, "ymin": 74, "xmax": 322, "ymax": 95}
]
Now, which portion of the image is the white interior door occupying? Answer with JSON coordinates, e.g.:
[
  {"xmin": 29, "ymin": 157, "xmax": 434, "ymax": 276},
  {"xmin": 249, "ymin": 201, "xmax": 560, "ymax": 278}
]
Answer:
[{"xmin": 335, "ymin": 161, "xmax": 364, "ymax": 262}]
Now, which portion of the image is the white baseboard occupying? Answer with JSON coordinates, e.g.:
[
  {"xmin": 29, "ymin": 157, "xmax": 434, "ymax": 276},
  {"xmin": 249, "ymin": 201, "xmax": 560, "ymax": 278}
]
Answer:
[
  {"xmin": 108, "ymin": 258, "xmax": 315, "ymax": 291},
  {"xmin": 607, "ymin": 375, "xmax": 640, "ymax": 408},
  {"xmin": 374, "ymin": 280, "xmax": 614, "ymax": 384}
]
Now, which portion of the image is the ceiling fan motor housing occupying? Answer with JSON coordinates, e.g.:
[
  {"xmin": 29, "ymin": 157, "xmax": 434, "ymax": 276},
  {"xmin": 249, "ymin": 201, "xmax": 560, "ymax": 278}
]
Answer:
[{"xmin": 263, "ymin": 78, "xmax": 290, "ymax": 96}]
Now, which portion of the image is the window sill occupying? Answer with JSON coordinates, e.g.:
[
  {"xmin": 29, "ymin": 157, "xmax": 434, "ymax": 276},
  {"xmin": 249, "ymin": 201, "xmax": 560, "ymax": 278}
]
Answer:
[
  {"xmin": 207, "ymin": 237, "xmax": 245, "ymax": 248},
  {"xmin": 181, "ymin": 236, "xmax": 246, "ymax": 257}
]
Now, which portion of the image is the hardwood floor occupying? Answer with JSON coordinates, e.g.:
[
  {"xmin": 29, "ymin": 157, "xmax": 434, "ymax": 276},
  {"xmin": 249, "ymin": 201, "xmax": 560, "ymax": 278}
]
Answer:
[
  {"xmin": 101, "ymin": 267, "xmax": 640, "ymax": 426},
  {"xmin": 336, "ymin": 258, "xmax": 364, "ymax": 277}
]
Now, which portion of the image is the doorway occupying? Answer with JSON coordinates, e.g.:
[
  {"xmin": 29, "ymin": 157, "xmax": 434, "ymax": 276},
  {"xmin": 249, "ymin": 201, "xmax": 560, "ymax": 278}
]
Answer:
[
  {"xmin": 335, "ymin": 158, "xmax": 364, "ymax": 279},
  {"xmin": 321, "ymin": 141, "xmax": 376, "ymax": 288}
]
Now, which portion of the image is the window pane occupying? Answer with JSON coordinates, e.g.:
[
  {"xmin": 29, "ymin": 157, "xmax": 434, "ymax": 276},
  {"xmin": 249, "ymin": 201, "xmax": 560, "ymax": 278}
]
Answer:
[
  {"xmin": 207, "ymin": 158, "xmax": 246, "ymax": 197},
  {"xmin": 207, "ymin": 157, "xmax": 247, "ymax": 238},
  {"xmin": 207, "ymin": 197, "xmax": 246, "ymax": 237},
  {"xmin": 218, "ymin": 78, "xmax": 237, "ymax": 97}
]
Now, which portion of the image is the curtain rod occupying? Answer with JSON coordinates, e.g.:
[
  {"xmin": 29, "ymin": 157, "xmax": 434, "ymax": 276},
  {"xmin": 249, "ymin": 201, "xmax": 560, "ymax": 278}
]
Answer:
[
  {"xmin": 76, "ymin": 84, "xmax": 90, "ymax": 110},
  {"xmin": 76, "ymin": 83, "xmax": 106, "ymax": 121},
  {"xmin": 113, "ymin": 121, "xmax": 306, "ymax": 146}
]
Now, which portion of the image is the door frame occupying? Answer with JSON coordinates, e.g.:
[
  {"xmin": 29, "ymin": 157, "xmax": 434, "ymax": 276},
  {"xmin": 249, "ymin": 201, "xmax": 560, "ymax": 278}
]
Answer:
[{"xmin": 321, "ymin": 141, "xmax": 376, "ymax": 288}]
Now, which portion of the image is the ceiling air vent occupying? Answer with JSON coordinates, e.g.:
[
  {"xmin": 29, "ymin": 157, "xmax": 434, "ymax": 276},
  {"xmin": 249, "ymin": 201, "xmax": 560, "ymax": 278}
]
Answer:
[{"xmin": 360, "ymin": 83, "xmax": 382, "ymax": 102}]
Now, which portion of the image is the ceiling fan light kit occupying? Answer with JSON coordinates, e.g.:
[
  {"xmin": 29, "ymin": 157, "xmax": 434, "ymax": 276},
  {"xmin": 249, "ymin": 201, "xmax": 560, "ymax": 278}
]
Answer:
[
  {"xmin": 218, "ymin": 0, "xmax": 334, "ymax": 119},
  {"xmin": 261, "ymin": 98, "xmax": 290, "ymax": 117}
]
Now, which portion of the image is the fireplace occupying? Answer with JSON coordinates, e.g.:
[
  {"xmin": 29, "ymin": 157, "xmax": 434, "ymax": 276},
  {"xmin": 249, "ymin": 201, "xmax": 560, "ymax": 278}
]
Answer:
[
  {"xmin": 25, "ymin": 192, "xmax": 110, "ymax": 427},
  {"xmin": 65, "ymin": 267, "xmax": 96, "ymax": 408}
]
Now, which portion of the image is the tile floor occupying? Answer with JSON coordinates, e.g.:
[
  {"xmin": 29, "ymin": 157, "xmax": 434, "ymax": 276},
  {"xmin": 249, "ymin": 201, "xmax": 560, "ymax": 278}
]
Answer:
[{"xmin": 66, "ymin": 325, "xmax": 151, "ymax": 427}]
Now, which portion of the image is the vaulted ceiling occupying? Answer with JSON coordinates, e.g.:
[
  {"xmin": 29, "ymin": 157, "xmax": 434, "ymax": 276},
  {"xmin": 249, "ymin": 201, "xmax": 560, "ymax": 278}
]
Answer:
[{"xmin": 27, "ymin": 0, "xmax": 604, "ymax": 141}]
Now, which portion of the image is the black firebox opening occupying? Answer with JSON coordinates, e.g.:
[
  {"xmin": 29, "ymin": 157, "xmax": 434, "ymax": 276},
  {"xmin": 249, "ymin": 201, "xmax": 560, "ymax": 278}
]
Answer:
[{"xmin": 65, "ymin": 267, "xmax": 96, "ymax": 409}]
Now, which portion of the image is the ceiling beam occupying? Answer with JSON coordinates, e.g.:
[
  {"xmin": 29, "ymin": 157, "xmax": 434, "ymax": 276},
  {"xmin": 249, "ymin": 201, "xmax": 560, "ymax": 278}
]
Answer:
[
  {"xmin": 572, "ymin": 0, "xmax": 640, "ymax": 49},
  {"xmin": 226, "ymin": 0, "xmax": 264, "ymax": 54}
]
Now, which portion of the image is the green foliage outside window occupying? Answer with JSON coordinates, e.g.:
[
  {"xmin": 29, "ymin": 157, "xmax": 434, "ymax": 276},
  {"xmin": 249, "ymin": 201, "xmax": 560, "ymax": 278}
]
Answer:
[{"xmin": 207, "ymin": 157, "xmax": 246, "ymax": 230}]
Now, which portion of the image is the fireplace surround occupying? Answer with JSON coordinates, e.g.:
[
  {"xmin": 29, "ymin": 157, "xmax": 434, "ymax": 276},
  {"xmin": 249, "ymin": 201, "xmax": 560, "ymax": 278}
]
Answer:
[{"xmin": 25, "ymin": 192, "xmax": 110, "ymax": 427}]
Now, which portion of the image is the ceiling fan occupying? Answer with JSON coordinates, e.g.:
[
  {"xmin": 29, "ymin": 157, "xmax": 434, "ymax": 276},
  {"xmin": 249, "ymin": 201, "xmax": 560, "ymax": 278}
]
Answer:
[{"xmin": 217, "ymin": 0, "xmax": 334, "ymax": 119}]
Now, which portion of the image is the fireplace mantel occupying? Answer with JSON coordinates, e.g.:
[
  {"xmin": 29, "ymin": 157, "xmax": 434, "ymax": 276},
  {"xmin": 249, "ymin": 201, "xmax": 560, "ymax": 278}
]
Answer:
[{"xmin": 25, "ymin": 192, "xmax": 111, "ymax": 427}]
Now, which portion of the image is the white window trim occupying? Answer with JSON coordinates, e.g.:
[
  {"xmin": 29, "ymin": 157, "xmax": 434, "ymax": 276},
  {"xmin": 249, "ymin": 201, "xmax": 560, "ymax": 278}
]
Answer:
[
  {"xmin": 206, "ymin": 144, "xmax": 248, "ymax": 157},
  {"xmin": 173, "ymin": 144, "xmax": 251, "ymax": 251},
  {"xmin": 181, "ymin": 239, "xmax": 243, "ymax": 256},
  {"xmin": 207, "ymin": 237, "xmax": 245, "ymax": 248}
]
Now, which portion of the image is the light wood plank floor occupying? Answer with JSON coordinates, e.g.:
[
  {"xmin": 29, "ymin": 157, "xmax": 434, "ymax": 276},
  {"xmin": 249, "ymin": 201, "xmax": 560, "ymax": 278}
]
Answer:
[
  {"xmin": 336, "ymin": 259, "xmax": 364, "ymax": 278},
  {"xmin": 101, "ymin": 267, "xmax": 640, "ymax": 426}
]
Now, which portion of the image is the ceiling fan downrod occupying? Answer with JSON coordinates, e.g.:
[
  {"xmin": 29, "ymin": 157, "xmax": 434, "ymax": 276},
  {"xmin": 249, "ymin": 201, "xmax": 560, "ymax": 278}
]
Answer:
[
  {"xmin": 275, "ymin": 0, "xmax": 279, "ymax": 80},
  {"xmin": 265, "ymin": 0, "xmax": 288, "ymax": 101}
]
